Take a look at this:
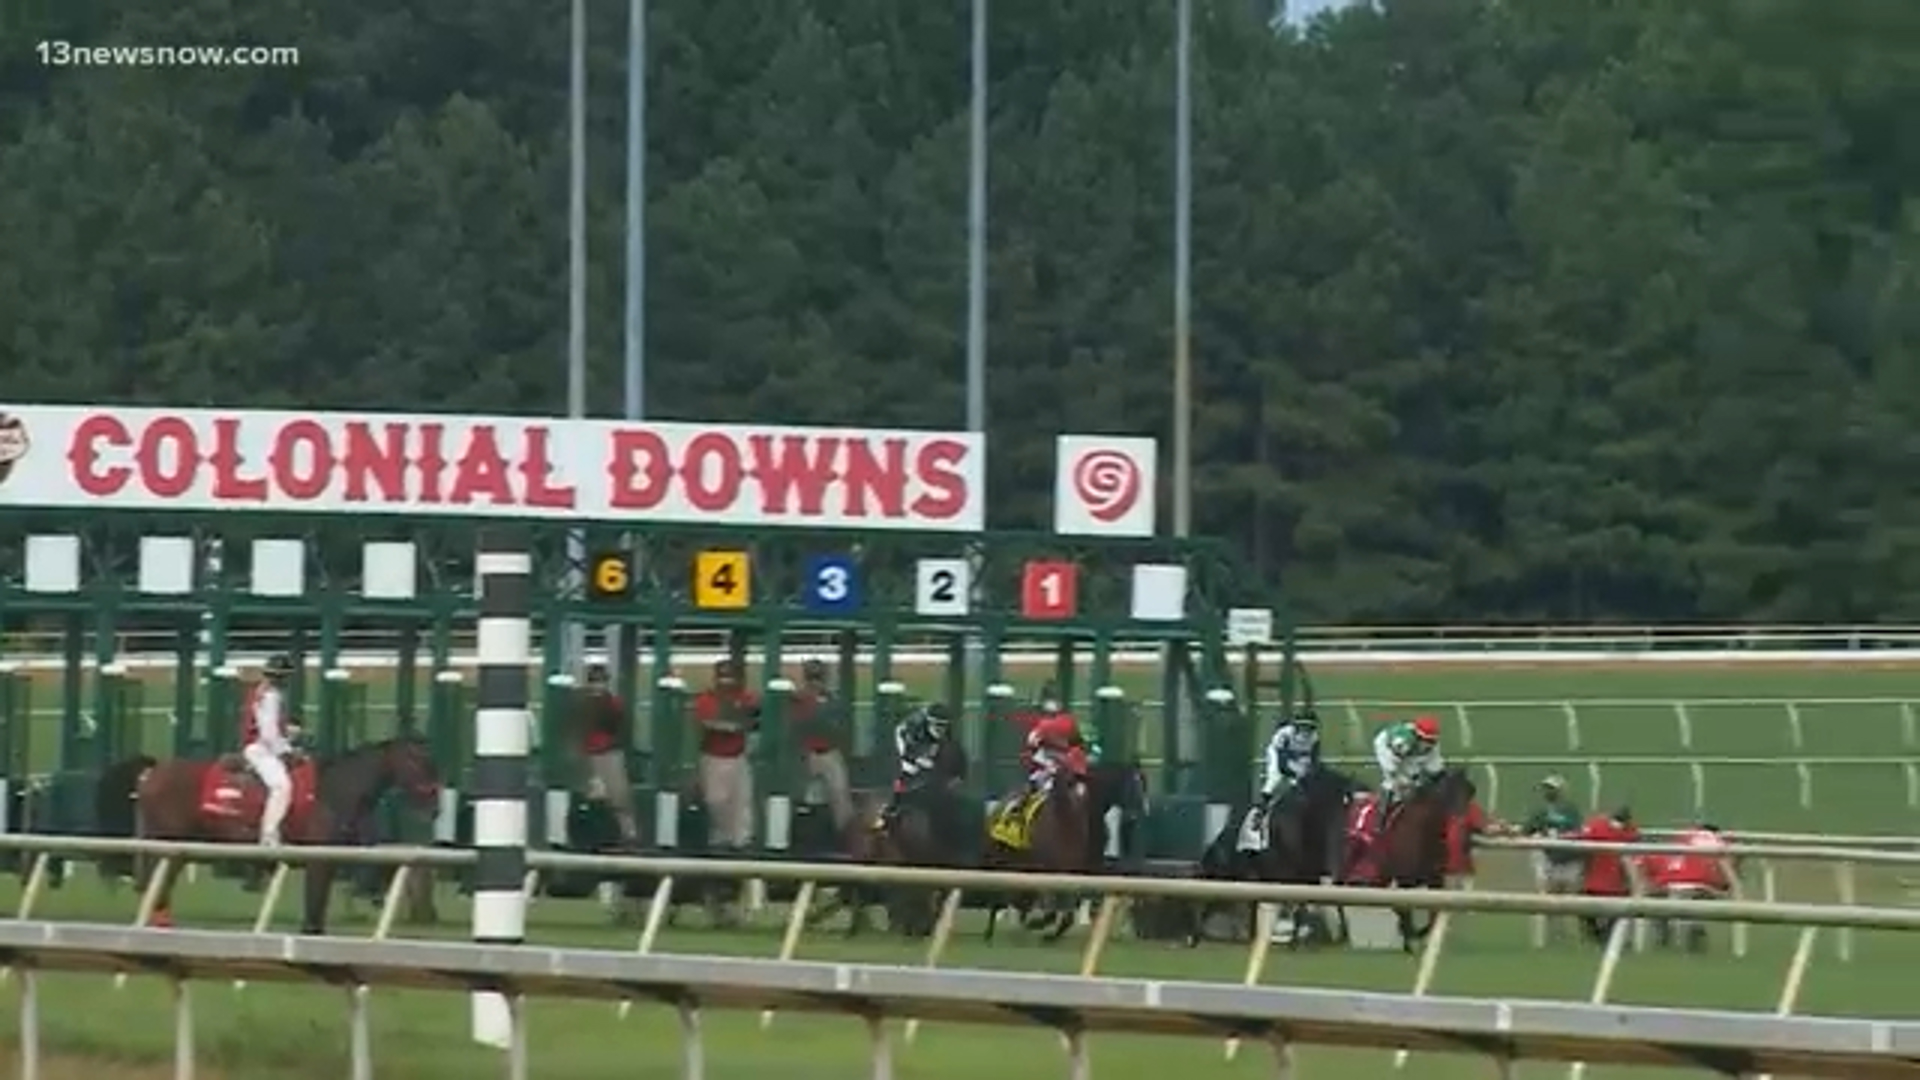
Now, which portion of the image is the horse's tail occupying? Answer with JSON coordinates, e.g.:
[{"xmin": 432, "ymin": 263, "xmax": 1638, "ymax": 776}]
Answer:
[
  {"xmin": 94, "ymin": 754, "xmax": 157, "ymax": 881},
  {"xmin": 95, "ymin": 754, "xmax": 157, "ymax": 838}
]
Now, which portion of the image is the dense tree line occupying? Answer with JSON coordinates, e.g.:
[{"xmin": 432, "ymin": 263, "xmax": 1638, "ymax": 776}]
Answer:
[{"xmin": 2, "ymin": 0, "xmax": 1917, "ymax": 623}]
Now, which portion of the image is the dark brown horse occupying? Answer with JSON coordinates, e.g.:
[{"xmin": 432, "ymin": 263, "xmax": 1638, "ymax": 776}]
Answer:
[
  {"xmin": 1340, "ymin": 766, "xmax": 1476, "ymax": 948},
  {"xmin": 983, "ymin": 762, "xmax": 1094, "ymax": 942},
  {"xmin": 113, "ymin": 736, "xmax": 440, "ymax": 933}
]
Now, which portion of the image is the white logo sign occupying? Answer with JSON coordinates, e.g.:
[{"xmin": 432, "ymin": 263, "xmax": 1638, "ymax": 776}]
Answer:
[{"xmin": 1053, "ymin": 435, "xmax": 1157, "ymax": 537}]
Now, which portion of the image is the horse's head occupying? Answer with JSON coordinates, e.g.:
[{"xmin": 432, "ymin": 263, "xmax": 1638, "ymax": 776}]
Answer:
[
  {"xmin": 1429, "ymin": 766, "xmax": 1477, "ymax": 816},
  {"xmin": 1094, "ymin": 761, "xmax": 1151, "ymax": 819},
  {"xmin": 378, "ymin": 732, "xmax": 442, "ymax": 810}
]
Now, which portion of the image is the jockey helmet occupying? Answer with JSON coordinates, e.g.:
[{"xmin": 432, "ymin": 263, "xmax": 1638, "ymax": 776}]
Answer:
[
  {"xmin": 1612, "ymin": 806, "xmax": 1634, "ymax": 826},
  {"xmin": 1539, "ymin": 774, "xmax": 1566, "ymax": 793},
  {"xmin": 712, "ymin": 657, "xmax": 743, "ymax": 686},
  {"xmin": 263, "ymin": 653, "xmax": 296, "ymax": 682},
  {"xmin": 801, "ymin": 658, "xmax": 828, "ymax": 684},
  {"xmin": 584, "ymin": 661, "xmax": 609, "ymax": 688},
  {"xmin": 1412, "ymin": 715, "xmax": 1441, "ymax": 742},
  {"xmin": 1292, "ymin": 704, "xmax": 1319, "ymax": 727}
]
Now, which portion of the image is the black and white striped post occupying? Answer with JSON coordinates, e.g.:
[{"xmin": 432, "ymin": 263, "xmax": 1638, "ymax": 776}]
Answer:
[{"xmin": 471, "ymin": 527, "xmax": 531, "ymax": 1049}]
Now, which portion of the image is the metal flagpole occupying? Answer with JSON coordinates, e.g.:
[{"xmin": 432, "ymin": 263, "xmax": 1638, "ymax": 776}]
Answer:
[
  {"xmin": 964, "ymin": 0, "xmax": 990, "ymax": 697},
  {"xmin": 611, "ymin": 0, "xmax": 648, "ymax": 688},
  {"xmin": 563, "ymin": 0, "xmax": 589, "ymax": 676},
  {"xmin": 1173, "ymin": 0, "xmax": 1193, "ymax": 539}
]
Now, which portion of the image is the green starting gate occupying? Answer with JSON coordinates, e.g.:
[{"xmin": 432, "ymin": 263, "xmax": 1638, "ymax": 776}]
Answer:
[{"xmin": 0, "ymin": 409, "xmax": 1302, "ymax": 855}]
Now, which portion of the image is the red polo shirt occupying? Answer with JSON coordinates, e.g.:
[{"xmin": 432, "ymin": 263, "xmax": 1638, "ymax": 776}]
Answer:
[{"xmin": 693, "ymin": 688, "xmax": 759, "ymax": 758}]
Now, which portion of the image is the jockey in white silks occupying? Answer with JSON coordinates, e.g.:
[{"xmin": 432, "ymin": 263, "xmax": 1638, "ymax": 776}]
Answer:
[{"xmin": 241, "ymin": 652, "xmax": 299, "ymax": 845}]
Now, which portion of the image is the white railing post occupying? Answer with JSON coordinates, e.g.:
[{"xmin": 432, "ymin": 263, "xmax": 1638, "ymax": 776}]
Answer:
[
  {"xmin": 761, "ymin": 880, "xmax": 817, "ymax": 1030},
  {"xmin": 1224, "ymin": 903, "xmax": 1277, "ymax": 1062},
  {"xmin": 1568, "ymin": 914, "xmax": 1633, "ymax": 1080},
  {"xmin": 1833, "ymin": 863, "xmax": 1856, "ymax": 961},
  {"xmin": 1393, "ymin": 908, "xmax": 1455, "ymax": 1071},
  {"xmin": 1560, "ymin": 702, "xmax": 1581, "ymax": 751},
  {"xmin": 1901, "ymin": 701, "xmax": 1916, "ymax": 749},
  {"xmin": 19, "ymin": 967, "xmax": 38, "ymax": 1080},
  {"xmin": 1671, "ymin": 701, "xmax": 1694, "ymax": 751},
  {"xmin": 1783, "ymin": 701, "xmax": 1805, "ymax": 751},
  {"xmin": 1452, "ymin": 702, "xmax": 1474, "ymax": 750},
  {"xmin": 173, "ymin": 979, "xmax": 195, "ymax": 1079},
  {"xmin": 349, "ymin": 986, "xmax": 374, "ymax": 1080},
  {"xmin": 1688, "ymin": 762, "xmax": 1706, "ymax": 816},
  {"xmin": 678, "ymin": 1002, "xmax": 704, "ymax": 1080}
]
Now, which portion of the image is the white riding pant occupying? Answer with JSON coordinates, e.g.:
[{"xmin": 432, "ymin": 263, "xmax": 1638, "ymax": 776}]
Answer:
[{"xmin": 242, "ymin": 743, "xmax": 291, "ymax": 843}]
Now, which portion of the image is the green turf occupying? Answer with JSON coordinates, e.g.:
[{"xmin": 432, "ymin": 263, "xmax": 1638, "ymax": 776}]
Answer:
[
  {"xmin": 13, "ymin": 658, "xmax": 1920, "ymax": 833},
  {"xmin": 2, "ymin": 659, "xmax": 1918, "ymax": 1077}
]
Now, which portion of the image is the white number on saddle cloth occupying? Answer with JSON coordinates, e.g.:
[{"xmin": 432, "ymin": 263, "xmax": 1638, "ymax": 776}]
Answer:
[
  {"xmin": 1236, "ymin": 808, "xmax": 1267, "ymax": 853},
  {"xmin": 1347, "ymin": 795, "xmax": 1379, "ymax": 840}
]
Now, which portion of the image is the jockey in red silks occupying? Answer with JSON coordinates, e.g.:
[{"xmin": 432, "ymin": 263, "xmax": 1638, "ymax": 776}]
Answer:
[
  {"xmin": 1648, "ymin": 821, "xmax": 1735, "ymax": 896},
  {"xmin": 1021, "ymin": 710, "xmax": 1085, "ymax": 793}
]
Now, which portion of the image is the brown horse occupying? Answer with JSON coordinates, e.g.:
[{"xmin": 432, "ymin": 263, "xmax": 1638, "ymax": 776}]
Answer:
[
  {"xmin": 983, "ymin": 765, "xmax": 1094, "ymax": 942},
  {"xmin": 122, "ymin": 736, "xmax": 440, "ymax": 933},
  {"xmin": 807, "ymin": 787, "xmax": 952, "ymax": 938},
  {"xmin": 1339, "ymin": 766, "xmax": 1476, "ymax": 948}
]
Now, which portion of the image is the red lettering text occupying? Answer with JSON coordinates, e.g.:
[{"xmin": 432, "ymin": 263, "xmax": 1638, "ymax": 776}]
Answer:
[
  {"xmin": 271, "ymin": 420, "xmax": 334, "ymax": 501},
  {"xmin": 841, "ymin": 438, "xmax": 908, "ymax": 519},
  {"xmin": 69, "ymin": 414, "xmax": 132, "ymax": 497},
  {"xmin": 139, "ymin": 417, "xmax": 199, "ymax": 498},
  {"xmin": 447, "ymin": 427, "xmax": 514, "ymax": 505},
  {"xmin": 341, "ymin": 423, "xmax": 409, "ymax": 503},
  {"xmin": 209, "ymin": 417, "xmax": 266, "ymax": 502},
  {"xmin": 749, "ymin": 435, "xmax": 840, "ymax": 516},
  {"xmin": 519, "ymin": 426, "xmax": 576, "ymax": 509},
  {"xmin": 608, "ymin": 430, "xmax": 671, "ymax": 509},
  {"xmin": 680, "ymin": 431, "xmax": 741, "ymax": 513},
  {"xmin": 911, "ymin": 439, "xmax": 971, "ymax": 520}
]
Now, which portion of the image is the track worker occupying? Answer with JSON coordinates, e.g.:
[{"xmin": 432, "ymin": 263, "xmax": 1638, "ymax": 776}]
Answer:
[
  {"xmin": 241, "ymin": 652, "xmax": 302, "ymax": 847},
  {"xmin": 1523, "ymin": 775, "xmax": 1586, "ymax": 896},
  {"xmin": 572, "ymin": 657, "xmax": 639, "ymax": 847},
  {"xmin": 789, "ymin": 658, "xmax": 854, "ymax": 830},
  {"xmin": 1574, "ymin": 805, "xmax": 1641, "ymax": 943},
  {"xmin": 693, "ymin": 657, "xmax": 761, "ymax": 853}
]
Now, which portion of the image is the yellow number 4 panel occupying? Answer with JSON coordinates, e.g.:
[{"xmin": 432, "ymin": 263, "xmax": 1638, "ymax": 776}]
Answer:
[{"xmin": 693, "ymin": 550, "xmax": 751, "ymax": 610}]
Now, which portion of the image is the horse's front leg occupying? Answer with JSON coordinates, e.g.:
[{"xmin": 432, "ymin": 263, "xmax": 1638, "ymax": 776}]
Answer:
[
  {"xmin": 303, "ymin": 862, "xmax": 335, "ymax": 935},
  {"xmin": 145, "ymin": 857, "xmax": 182, "ymax": 928}
]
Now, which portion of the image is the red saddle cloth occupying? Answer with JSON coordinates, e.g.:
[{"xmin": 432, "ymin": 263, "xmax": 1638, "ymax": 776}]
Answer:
[
  {"xmin": 198, "ymin": 757, "xmax": 318, "ymax": 829},
  {"xmin": 1342, "ymin": 794, "xmax": 1390, "ymax": 884}
]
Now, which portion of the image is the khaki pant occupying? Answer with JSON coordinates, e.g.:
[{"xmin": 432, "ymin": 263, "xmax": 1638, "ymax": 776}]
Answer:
[
  {"xmin": 585, "ymin": 750, "xmax": 639, "ymax": 843},
  {"xmin": 805, "ymin": 749, "xmax": 854, "ymax": 829},
  {"xmin": 699, "ymin": 754, "xmax": 754, "ymax": 847}
]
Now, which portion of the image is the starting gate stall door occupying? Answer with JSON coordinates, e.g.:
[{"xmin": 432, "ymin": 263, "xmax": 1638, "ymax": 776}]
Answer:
[{"xmin": 0, "ymin": 664, "xmax": 30, "ymax": 841}]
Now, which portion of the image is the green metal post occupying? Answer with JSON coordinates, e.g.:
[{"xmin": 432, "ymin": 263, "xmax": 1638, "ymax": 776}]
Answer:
[
  {"xmin": 171, "ymin": 625, "xmax": 197, "ymax": 759},
  {"xmin": 1053, "ymin": 639, "xmax": 1076, "ymax": 708},
  {"xmin": 758, "ymin": 621, "xmax": 790, "ymax": 802},
  {"xmin": 1160, "ymin": 642, "xmax": 1187, "ymax": 796},
  {"xmin": 648, "ymin": 611, "xmax": 683, "ymax": 790},
  {"xmin": 206, "ymin": 667, "xmax": 241, "ymax": 756},
  {"xmin": 395, "ymin": 624, "xmax": 421, "ymax": 729},
  {"xmin": 867, "ymin": 614, "xmax": 896, "ymax": 762}
]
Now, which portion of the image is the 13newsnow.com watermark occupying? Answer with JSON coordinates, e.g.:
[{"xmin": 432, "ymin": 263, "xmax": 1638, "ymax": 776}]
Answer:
[{"xmin": 37, "ymin": 41, "xmax": 301, "ymax": 67}]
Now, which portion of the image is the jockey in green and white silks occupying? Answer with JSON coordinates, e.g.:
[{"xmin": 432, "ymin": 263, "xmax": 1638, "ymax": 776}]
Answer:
[{"xmin": 1372, "ymin": 715, "xmax": 1445, "ymax": 827}]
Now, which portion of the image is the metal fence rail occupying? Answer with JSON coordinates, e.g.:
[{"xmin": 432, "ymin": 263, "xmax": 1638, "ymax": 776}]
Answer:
[
  {"xmin": 5, "ymin": 827, "xmax": 1920, "ymax": 1074},
  {"xmin": 5, "ymin": 921, "xmax": 1919, "ymax": 1080}
]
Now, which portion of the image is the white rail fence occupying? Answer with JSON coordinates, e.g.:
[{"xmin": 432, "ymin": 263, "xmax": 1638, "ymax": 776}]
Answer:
[
  {"xmin": 6, "ymin": 920, "xmax": 1920, "ymax": 1080},
  {"xmin": 4, "ymin": 832, "xmax": 1920, "ymax": 1073}
]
